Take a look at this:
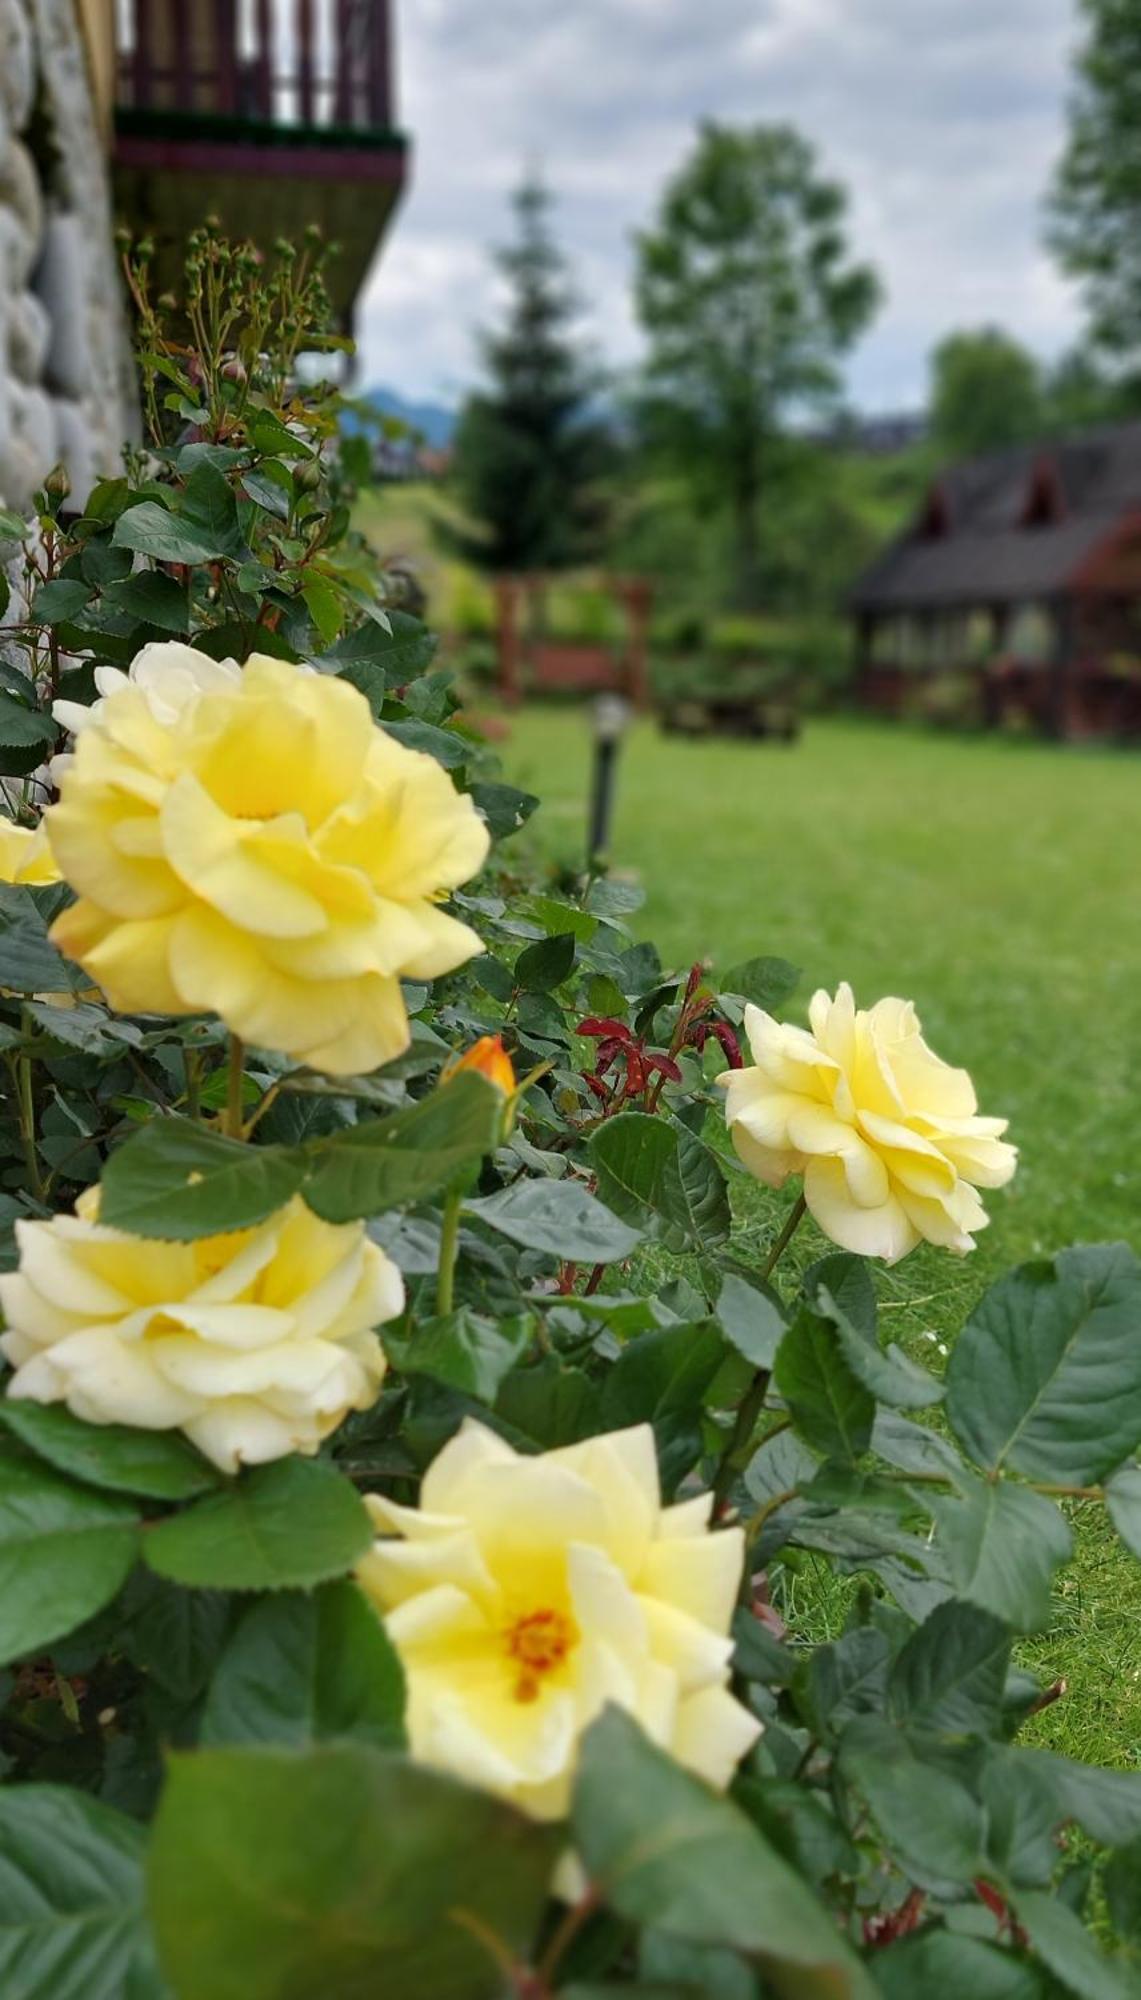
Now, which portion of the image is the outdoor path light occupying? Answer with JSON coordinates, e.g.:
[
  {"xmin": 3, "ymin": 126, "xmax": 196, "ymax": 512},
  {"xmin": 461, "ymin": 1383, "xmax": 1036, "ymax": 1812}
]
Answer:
[{"xmin": 588, "ymin": 694, "xmax": 631, "ymax": 869}]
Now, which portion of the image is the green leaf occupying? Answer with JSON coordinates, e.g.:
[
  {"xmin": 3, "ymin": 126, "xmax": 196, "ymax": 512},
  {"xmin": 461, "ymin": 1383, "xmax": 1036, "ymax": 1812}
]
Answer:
[
  {"xmin": 469, "ymin": 782, "xmax": 539, "ymax": 840},
  {"xmin": 240, "ymin": 466, "xmax": 291, "ymax": 518},
  {"xmin": 815, "ymin": 1285, "xmax": 942, "ymax": 1410},
  {"xmin": 302, "ymin": 575, "xmax": 342, "ymax": 645},
  {"xmin": 147, "ymin": 1743, "xmax": 560, "ymax": 2000},
  {"xmin": 719, "ymin": 955, "xmax": 800, "ymax": 1010},
  {"xmin": 874, "ymin": 1932, "xmax": 1048, "ymax": 1999},
  {"xmin": 0, "ymin": 1784, "xmax": 162, "ymax": 2000},
  {"xmin": 1012, "ymin": 1888, "xmax": 1137, "ymax": 2000},
  {"xmin": 514, "ymin": 930, "xmax": 576, "ymax": 990},
  {"xmin": 181, "ymin": 460, "xmax": 247, "ymax": 559},
  {"xmin": 801, "ymin": 1252, "xmax": 877, "ymax": 1337},
  {"xmin": 887, "ymin": 1599, "xmax": 1011, "ymax": 1736},
  {"xmin": 201, "ymin": 1582, "xmax": 405, "ymax": 1751},
  {"xmin": 982, "ymin": 1749, "xmax": 1069, "ymax": 1889},
  {"xmin": 302, "ymin": 1073, "xmax": 501, "ymax": 1223},
  {"xmin": 144, "ymin": 1457, "xmax": 371, "ymax": 1592},
  {"xmin": 385, "ymin": 1310, "xmax": 532, "ymax": 1403},
  {"xmin": 945, "ymin": 1243, "xmax": 1141, "ymax": 1486},
  {"xmin": 590, "ymin": 1112, "xmax": 731, "ymax": 1252},
  {"xmin": 99, "ymin": 1117, "xmax": 305, "ymax": 1239},
  {"xmin": 385, "ymin": 718, "xmax": 469, "ymax": 768},
  {"xmin": 0, "ymin": 689, "xmax": 58, "ymax": 752},
  {"xmin": 802, "ymin": 1625, "xmax": 891, "ymax": 1738},
  {"xmin": 572, "ymin": 1709, "xmax": 876, "ymax": 2000},
  {"xmin": 105, "ymin": 569, "xmax": 190, "ymax": 633},
  {"xmin": 1014, "ymin": 1748, "xmax": 1141, "ymax": 1847},
  {"xmin": 0, "ymin": 1456, "xmax": 139, "ymax": 1665},
  {"xmin": 931, "ymin": 1474, "xmax": 1072, "ymax": 1632},
  {"xmin": 838, "ymin": 1716, "xmax": 986, "ymax": 1888},
  {"xmin": 1104, "ymin": 1460, "xmax": 1141, "ymax": 1556},
  {"xmin": 0, "ymin": 506, "xmax": 27, "ymax": 540},
  {"xmin": 112, "ymin": 500, "xmax": 231, "ymax": 565},
  {"xmin": 601, "ymin": 1320, "xmax": 728, "ymax": 1490},
  {"xmin": 717, "ymin": 1272, "xmax": 786, "ymax": 1368},
  {"xmin": 0, "ymin": 1401, "xmax": 218, "ymax": 1500},
  {"xmin": 0, "ymin": 885, "xmax": 80, "ymax": 992},
  {"xmin": 466, "ymin": 1178, "xmax": 641, "ymax": 1263},
  {"xmin": 1103, "ymin": 1835, "xmax": 1141, "ymax": 1942},
  {"xmin": 31, "ymin": 578, "xmax": 93, "ymax": 622},
  {"xmin": 773, "ymin": 1304, "xmax": 875, "ymax": 1463}
]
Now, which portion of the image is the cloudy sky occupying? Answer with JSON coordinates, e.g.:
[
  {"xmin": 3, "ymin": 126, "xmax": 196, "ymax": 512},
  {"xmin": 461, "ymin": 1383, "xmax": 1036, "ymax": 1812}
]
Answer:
[{"xmin": 355, "ymin": 0, "xmax": 1083, "ymax": 413}]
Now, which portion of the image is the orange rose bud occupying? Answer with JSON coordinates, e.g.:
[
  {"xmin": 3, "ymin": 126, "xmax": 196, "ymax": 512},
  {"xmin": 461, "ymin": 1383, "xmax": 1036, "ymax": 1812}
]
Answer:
[{"xmin": 446, "ymin": 1034, "xmax": 517, "ymax": 1096}]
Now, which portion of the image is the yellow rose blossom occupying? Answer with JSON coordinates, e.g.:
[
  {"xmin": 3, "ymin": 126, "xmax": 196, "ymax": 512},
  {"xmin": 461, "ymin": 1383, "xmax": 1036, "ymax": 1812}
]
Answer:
[
  {"xmin": 45, "ymin": 643, "xmax": 490, "ymax": 1074},
  {"xmin": 721, "ymin": 982, "xmax": 1016, "ymax": 1263},
  {"xmin": 0, "ymin": 818, "xmax": 60, "ymax": 885},
  {"xmin": 0, "ymin": 1192, "xmax": 403, "ymax": 1472},
  {"xmin": 356, "ymin": 1420, "xmax": 761, "ymax": 1820}
]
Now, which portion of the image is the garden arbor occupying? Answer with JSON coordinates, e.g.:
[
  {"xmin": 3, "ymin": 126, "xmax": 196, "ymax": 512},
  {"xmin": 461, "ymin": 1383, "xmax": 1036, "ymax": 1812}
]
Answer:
[{"xmin": 494, "ymin": 572, "xmax": 652, "ymax": 707}]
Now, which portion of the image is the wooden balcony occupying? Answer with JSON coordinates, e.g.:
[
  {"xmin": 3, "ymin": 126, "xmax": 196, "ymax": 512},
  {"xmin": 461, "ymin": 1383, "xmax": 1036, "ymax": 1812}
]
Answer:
[{"xmin": 111, "ymin": 0, "xmax": 409, "ymax": 324}]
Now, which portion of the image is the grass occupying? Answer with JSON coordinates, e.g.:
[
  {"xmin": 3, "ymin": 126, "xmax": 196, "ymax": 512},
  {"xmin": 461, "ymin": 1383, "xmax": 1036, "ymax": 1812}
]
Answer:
[{"xmin": 495, "ymin": 707, "xmax": 1141, "ymax": 1769}]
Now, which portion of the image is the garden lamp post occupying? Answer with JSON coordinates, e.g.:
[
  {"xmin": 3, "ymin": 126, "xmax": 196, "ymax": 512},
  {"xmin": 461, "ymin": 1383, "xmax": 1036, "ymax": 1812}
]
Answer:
[{"xmin": 587, "ymin": 694, "xmax": 631, "ymax": 869}]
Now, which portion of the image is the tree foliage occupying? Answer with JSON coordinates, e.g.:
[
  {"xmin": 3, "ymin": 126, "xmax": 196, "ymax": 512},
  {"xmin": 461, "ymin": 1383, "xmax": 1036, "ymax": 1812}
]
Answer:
[
  {"xmin": 634, "ymin": 121, "xmax": 880, "ymax": 604},
  {"xmin": 1050, "ymin": 0, "xmax": 1141, "ymax": 364},
  {"xmin": 452, "ymin": 179, "xmax": 612, "ymax": 573},
  {"xmin": 929, "ymin": 327, "xmax": 1043, "ymax": 460}
]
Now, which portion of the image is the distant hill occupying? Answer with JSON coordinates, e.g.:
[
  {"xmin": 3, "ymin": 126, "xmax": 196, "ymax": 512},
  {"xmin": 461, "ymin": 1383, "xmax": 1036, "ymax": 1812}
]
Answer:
[{"xmin": 345, "ymin": 386, "xmax": 459, "ymax": 449}]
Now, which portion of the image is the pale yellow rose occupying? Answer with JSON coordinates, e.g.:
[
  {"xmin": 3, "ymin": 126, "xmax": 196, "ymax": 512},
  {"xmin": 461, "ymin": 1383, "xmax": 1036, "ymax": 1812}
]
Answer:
[
  {"xmin": 356, "ymin": 1420, "xmax": 761, "ymax": 1820},
  {"xmin": 0, "ymin": 818, "xmax": 60, "ymax": 885},
  {"xmin": 45, "ymin": 645, "xmax": 489, "ymax": 1074},
  {"xmin": 721, "ymin": 982, "xmax": 1016, "ymax": 1263},
  {"xmin": 0, "ymin": 1192, "xmax": 403, "ymax": 1472}
]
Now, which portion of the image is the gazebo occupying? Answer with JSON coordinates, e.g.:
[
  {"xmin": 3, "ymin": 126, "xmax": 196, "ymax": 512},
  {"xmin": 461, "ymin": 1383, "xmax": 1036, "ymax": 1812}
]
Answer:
[{"xmin": 850, "ymin": 424, "xmax": 1141, "ymax": 739}]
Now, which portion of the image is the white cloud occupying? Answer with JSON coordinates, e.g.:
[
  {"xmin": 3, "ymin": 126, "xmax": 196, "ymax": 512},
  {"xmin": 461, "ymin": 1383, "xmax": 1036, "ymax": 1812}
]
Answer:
[{"xmin": 355, "ymin": 0, "xmax": 1084, "ymax": 413}]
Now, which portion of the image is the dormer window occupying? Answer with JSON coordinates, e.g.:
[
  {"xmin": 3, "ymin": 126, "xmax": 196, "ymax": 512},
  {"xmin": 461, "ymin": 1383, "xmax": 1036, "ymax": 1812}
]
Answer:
[
  {"xmin": 919, "ymin": 484, "xmax": 952, "ymax": 538},
  {"xmin": 1021, "ymin": 458, "xmax": 1065, "ymax": 528}
]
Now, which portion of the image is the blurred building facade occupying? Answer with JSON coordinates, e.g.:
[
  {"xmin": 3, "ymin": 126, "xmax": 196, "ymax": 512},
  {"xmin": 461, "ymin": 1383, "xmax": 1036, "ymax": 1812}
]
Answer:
[
  {"xmin": 852, "ymin": 425, "xmax": 1141, "ymax": 740},
  {"xmin": 0, "ymin": 0, "xmax": 407, "ymax": 512}
]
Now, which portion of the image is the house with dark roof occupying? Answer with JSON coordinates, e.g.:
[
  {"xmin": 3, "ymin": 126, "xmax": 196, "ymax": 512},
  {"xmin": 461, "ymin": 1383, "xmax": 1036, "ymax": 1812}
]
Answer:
[{"xmin": 850, "ymin": 424, "xmax": 1141, "ymax": 739}]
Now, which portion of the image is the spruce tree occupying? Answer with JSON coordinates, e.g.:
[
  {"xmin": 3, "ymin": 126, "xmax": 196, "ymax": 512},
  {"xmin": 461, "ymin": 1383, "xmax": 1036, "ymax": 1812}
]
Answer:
[{"xmin": 453, "ymin": 179, "xmax": 610, "ymax": 573}]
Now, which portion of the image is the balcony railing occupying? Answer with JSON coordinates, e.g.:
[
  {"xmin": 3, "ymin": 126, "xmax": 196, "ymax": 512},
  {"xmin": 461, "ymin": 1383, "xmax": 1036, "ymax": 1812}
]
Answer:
[{"xmin": 114, "ymin": 0, "xmax": 394, "ymax": 134}]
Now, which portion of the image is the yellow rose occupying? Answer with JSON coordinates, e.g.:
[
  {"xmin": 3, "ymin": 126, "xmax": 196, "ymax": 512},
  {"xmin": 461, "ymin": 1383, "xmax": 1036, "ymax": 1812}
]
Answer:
[
  {"xmin": 0, "ymin": 1192, "xmax": 403, "ymax": 1472},
  {"xmin": 721, "ymin": 982, "xmax": 1016, "ymax": 1263},
  {"xmin": 0, "ymin": 818, "xmax": 60, "ymax": 885},
  {"xmin": 356, "ymin": 1420, "xmax": 761, "ymax": 1820},
  {"xmin": 45, "ymin": 645, "xmax": 490, "ymax": 1074}
]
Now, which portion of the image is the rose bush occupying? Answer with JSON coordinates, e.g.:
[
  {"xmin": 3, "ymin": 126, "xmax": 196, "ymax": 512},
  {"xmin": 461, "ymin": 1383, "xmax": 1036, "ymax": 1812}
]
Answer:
[{"xmin": 0, "ymin": 228, "xmax": 1136, "ymax": 2000}]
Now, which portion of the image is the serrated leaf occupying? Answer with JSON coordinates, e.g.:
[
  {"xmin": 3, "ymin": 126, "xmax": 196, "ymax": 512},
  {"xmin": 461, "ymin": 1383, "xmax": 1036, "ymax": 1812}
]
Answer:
[
  {"xmin": 945, "ymin": 1243, "xmax": 1141, "ymax": 1486},
  {"xmin": 302, "ymin": 1073, "xmax": 501, "ymax": 1223},
  {"xmin": 0, "ymin": 1455, "xmax": 140, "ymax": 1665},
  {"xmin": 0, "ymin": 1401, "xmax": 218, "ymax": 1500},
  {"xmin": 591, "ymin": 1112, "xmax": 731, "ymax": 1252},
  {"xmin": 112, "ymin": 501, "xmax": 228, "ymax": 565},
  {"xmin": 887, "ymin": 1599, "xmax": 1010, "ymax": 1736},
  {"xmin": 774, "ymin": 1304, "xmax": 875, "ymax": 1463},
  {"xmin": 514, "ymin": 930, "xmax": 576, "ymax": 990},
  {"xmin": 384, "ymin": 1310, "xmax": 532, "ymax": 1402},
  {"xmin": 144, "ymin": 1457, "xmax": 371, "ymax": 1591},
  {"xmin": 601, "ymin": 1320, "xmax": 728, "ymax": 1491},
  {"xmin": 466, "ymin": 1178, "xmax": 641, "ymax": 1262},
  {"xmin": 99, "ymin": 1117, "xmax": 305, "ymax": 1239},
  {"xmin": 816, "ymin": 1285, "xmax": 943, "ymax": 1410},
  {"xmin": 0, "ymin": 1785, "xmax": 161, "ymax": 2000},
  {"xmin": 32, "ymin": 578, "xmax": 93, "ymax": 622},
  {"xmin": 0, "ymin": 690, "xmax": 58, "ymax": 750},
  {"xmin": 838, "ymin": 1715, "xmax": 985, "ymax": 1889},
  {"xmin": 147, "ymin": 1743, "xmax": 560, "ymax": 2000},
  {"xmin": 1012, "ymin": 1888, "xmax": 1137, "ymax": 2000},
  {"xmin": 469, "ymin": 782, "xmax": 539, "ymax": 840},
  {"xmin": 873, "ymin": 1932, "xmax": 1047, "ymax": 1999},
  {"xmin": 106, "ymin": 569, "xmax": 190, "ymax": 633},
  {"xmin": 201, "ymin": 1582, "xmax": 405, "ymax": 1751},
  {"xmin": 384, "ymin": 718, "xmax": 468, "ymax": 767},
  {"xmin": 719, "ymin": 955, "xmax": 800, "ymax": 1011},
  {"xmin": 573, "ymin": 1709, "xmax": 875, "ymax": 1999},
  {"xmin": 931, "ymin": 1474, "xmax": 1072, "ymax": 1632},
  {"xmin": 0, "ymin": 885, "xmax": 80, "ymax": 992}
]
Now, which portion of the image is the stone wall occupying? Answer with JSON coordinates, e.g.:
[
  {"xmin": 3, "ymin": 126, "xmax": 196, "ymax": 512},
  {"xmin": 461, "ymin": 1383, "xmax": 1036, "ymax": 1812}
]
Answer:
[{"xmin": 0, "ymin": 0, "xmax": 136, "ymax": 516}]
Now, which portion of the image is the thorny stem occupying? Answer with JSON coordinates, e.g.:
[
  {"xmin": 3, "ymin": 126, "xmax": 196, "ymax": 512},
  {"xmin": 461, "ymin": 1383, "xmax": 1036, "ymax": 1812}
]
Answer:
[
  {"xmin": 436, "ymin": 1186, "xmax": 463, "ymax": 1316},
  {"xmin": 712, "ymin": 1194, "xmax": 809, "ymax": 1508},
  {"xmin": 224, "ymin": 1036, "xmax": 246, "ymax": 1141}
]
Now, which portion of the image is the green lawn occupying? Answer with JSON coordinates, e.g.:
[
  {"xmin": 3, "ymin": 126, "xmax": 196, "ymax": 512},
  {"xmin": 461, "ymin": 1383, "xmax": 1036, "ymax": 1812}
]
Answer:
[{"xmin": 496, "ymin": 708, "xmax": 1141, "ymax": 1767}]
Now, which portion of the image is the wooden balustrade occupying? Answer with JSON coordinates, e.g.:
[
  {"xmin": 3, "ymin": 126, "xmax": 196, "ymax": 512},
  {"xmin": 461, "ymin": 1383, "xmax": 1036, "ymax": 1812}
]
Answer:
[{"xmin": 115, "ymin": 0, "xmax": 393, "ymax": 130}]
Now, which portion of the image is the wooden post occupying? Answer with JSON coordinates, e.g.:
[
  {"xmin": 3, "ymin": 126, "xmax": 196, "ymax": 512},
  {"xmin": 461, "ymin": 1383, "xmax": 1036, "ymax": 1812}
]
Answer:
[
  {"xmin": 496, "ymin": 577, "xmax": 521, "ymax": 706},
  {"xmin": 620, "ymin": 578, "xmax": 652, "ymax": 709},
  {"xmin": 172, "ymin": 0, "xmax": 192, "ymax": 109},
  {"xmin": 369, "ymin": 0, "xmax": 391, "ymax": 126},
  {"xmin": 334, "ymin": 0, "xmax": 354, "ymax": 123},
  {"xmin": 130, "ymin": 0, "xmax": 153, "ymax": 107},
  {"xmin": 298, "ymin": 0, "xmax": 316, "ymax": 123},
  {"xmin": 255, "ymin": 0, "xmax": 273, "ymax": 116}
]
